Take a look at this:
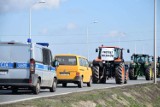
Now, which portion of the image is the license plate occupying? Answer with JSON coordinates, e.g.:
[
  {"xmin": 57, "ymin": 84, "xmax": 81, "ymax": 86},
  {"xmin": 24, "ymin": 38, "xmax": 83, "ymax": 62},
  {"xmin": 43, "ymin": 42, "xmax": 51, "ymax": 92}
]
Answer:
[
  {"xmin": 0, "ymin": 70, "xmax": 8, "ymax": 75},
  {"xmin": 0, "ymin": 72, "xmax": 7, "ymax": 75},
  {"xmin": 60, "ymin": 72, "xmax": 70, "ymax": 76}
]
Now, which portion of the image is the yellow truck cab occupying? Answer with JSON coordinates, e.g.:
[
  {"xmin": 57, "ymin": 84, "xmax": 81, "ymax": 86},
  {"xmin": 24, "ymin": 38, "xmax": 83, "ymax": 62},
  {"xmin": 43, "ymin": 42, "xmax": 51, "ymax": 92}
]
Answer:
[{"xmin": 55, "ymin": 54, "xmax": 92, "ymax": 88}]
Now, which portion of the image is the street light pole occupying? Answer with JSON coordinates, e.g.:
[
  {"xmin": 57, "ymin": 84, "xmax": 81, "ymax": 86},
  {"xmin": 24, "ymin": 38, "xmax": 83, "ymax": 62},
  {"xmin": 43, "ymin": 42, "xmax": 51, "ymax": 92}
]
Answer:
[
  {"xmin": 87, "ymin": 26, "xmax": 89, "ymax": 60},
  {"xmin": 154, "ymin": 0, "xmax": 157, "ymax": 84},
  {"xmin": 86, "ymin": 21, "xmax": 98, "ymax": 61},
  {"xmin": 29, "ymin": 7, "xmax": 32, "ymax": 39},
  {"xmin": 29, "ymin": 1, "xmax": 45, "ymax": 40}
]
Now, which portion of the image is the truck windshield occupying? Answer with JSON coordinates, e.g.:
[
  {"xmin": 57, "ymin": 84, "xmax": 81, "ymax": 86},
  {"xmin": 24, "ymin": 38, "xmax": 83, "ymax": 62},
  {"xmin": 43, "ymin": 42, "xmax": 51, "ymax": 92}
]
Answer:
[
  {"xmin": 0, "ymin": 44, "xmax": 30, "ymax": 62},
  {"xmin": 55, "ymin": 56, "xmax": 77, "ymax": 65}
]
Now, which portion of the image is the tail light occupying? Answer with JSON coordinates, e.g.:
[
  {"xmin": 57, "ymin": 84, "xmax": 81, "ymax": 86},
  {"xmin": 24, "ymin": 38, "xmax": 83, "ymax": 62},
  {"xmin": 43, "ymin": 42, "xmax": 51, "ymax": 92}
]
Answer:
[
  {"xmin": 76, "ymin": 72, "xmax": 80, "ymax": 76},
  {"xmin": 30, "ymin": 58, "xmax": 35, "ymax": 73},
  {"xmin": 29, "ymin": 58, "xmax": 35, "ymax": 83}
]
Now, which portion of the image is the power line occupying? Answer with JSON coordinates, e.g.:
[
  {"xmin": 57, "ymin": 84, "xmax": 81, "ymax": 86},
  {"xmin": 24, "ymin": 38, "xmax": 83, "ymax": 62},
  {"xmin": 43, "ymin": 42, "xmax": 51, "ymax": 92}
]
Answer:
[
  {"xmin": 50, "ymin": 39, "xmax": 160, "ymax": 45},
  {"xmin": 0, "ymin": 31, "xmax": 160, "ymax": 37}
]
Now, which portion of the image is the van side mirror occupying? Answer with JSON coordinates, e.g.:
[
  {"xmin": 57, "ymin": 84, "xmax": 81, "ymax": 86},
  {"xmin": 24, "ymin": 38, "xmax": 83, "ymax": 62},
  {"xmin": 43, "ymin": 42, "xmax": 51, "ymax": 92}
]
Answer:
[
  {"xmin": 52, "ymin": 60, "xmax": 59, "ymax": 67},
  {"xmin": 96, "ymin": 48, "xmax": 98, "ymax": 52},
  {"xmin": 131, "ymin": 56, "xmax": 133, "ymax": 60},
  {"xmin": 127, "ymin": 49, "xmax": 130, "ymax": 53}
]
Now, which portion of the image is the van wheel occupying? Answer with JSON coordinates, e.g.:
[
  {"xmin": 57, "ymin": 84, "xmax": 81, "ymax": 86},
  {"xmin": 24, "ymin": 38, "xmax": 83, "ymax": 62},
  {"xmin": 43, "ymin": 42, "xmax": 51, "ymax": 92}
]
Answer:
[
  {"xmin": 50, "ymin": 78, "xmax": 57, "ymax": 92},
  {"xmin": 62, "ymin": 83, "xmax": 67, "ymax": 87},
  {"xmin": 87, "ymin": 77, "xmax": 92, "ymax": 87},
  {"xmin": 32, "ymin": 80, "xmax": 40, "ymax": 94},
  {"xmin": 12, "ymin": 87, "xmax": 18, "ymax": 94},
  {"xmin": 78, "ymin": 77, "xmax": 83, "ymax": 88}
]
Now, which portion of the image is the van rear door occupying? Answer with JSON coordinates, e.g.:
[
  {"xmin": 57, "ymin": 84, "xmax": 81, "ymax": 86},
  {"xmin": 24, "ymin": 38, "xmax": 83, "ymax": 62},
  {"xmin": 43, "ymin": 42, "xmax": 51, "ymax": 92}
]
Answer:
[
  {"xmin": 0, "ymin": 43, "xmax": 30, "ymax": 84},
  {"xmin": 56, "ymin": 56, "xmax": 78, "ymax": 80}
]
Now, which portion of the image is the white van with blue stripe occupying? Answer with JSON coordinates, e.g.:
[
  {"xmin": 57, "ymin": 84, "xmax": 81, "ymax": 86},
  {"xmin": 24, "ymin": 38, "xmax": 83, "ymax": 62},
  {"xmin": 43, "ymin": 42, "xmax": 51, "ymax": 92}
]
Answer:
[{"xmin": 0, "ymin": 42, "xmax": 58, "ymax": 94}]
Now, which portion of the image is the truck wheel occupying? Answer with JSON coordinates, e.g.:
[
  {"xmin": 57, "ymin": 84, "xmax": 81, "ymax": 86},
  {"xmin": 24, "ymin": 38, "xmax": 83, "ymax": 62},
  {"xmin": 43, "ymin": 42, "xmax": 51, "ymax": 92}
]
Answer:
[
  {"xmin": 92, "ymin": 66, "xmax": 99, "ymax": 83},
  {"xmin": 50, "ymin": 78, "xmax": 57, "ymax": 92},
  {"xmin": 62, "ymin": 83, "xmax": 67, "ymax": 87},
  {"xmin": 32, "ymin": 80, "xmax": 40, "ymax": 94},
  {"xmin": 87, "ymin": 77, "xmax": 92, "ymax": 87},
  {"xmin": 78, "ymin": 77, "xmax": 83, "ymax": 88},
  {"xmin": 145, "ymin": 66, "xmax": 152, "ymax": 80},
  {"xmin": 115, "ymin": 63, "xmax": 125, "ymax": 84}
]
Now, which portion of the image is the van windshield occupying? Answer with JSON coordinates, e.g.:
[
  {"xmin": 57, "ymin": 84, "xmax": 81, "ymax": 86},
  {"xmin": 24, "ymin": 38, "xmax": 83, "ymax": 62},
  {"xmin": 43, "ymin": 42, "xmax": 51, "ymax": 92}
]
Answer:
[
  {"xmin": 56, "ymin": 56, "xmax": 77, "ymax": 65},
  {"xmin": 0, "ymin": 44, "xmax": 30, "ymax": 62}
]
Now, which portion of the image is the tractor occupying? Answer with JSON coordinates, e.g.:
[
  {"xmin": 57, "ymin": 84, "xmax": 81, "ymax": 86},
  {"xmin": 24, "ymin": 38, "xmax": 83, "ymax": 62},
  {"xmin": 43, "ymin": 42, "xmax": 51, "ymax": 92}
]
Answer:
[
  {"xmin": 129, "ymin": 54, "xmax": 153, "ymax": 80},
  {"xmin": 157, "ymin": 56, "xmax": 160, "ymax": 77},
  {"xmin": 92, "ymin": 45, "xmax": 129, "ymax": 84}
]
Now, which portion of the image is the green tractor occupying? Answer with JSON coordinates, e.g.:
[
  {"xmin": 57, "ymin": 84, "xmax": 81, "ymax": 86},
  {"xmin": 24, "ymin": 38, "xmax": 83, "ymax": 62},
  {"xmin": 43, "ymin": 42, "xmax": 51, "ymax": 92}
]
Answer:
[
  {"xmin": 157, "ymin": 56, "xmax": 160, "ymax": 78},
  {"xmin": 129, "ymin": 54, "xmax": 153, "ymax": 80}
]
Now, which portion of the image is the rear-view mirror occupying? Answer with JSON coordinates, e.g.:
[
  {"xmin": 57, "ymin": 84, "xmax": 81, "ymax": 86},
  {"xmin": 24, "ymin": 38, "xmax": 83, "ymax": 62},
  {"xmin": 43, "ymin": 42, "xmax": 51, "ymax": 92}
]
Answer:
[
  {"xmin": 127, "ymin": 49, "xmax": 130, "ymax": 53},
  {"xmin": 52, "ymin": 60, "xmax": 59, "ymax": 67},
  {"xmin": 96, "ymin": 48, "xmax": 98, "ymax": 52}
]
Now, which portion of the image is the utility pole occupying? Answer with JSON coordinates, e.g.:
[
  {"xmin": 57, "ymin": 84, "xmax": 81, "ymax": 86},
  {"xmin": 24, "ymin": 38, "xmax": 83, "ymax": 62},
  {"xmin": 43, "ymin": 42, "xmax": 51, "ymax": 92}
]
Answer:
[{"xmin": 154, "ymin": 0, "xmax": 157, "ymax": 84}]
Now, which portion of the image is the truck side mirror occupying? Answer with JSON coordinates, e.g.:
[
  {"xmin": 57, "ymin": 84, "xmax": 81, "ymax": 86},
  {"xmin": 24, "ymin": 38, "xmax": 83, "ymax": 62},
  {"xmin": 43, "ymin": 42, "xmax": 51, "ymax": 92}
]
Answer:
[
  {"xmin": 131, "ymin": 56, "xmax": 133, "ymax": 60},
  {"xmin": 127, "ymin": 49, "xmax": 130, "ymax": 53},
  {"xmin": 52, "ymin": 60, "xmax": 59, "ymax": 67},
  {"xmin": 95, "ymin": 48, "xmax": 98, "ymax": 52}
]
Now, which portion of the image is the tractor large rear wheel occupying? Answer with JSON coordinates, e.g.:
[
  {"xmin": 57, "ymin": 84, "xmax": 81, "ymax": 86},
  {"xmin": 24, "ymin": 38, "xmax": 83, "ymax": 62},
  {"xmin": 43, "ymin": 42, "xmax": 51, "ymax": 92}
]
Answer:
[
  {"xmin": 92, "ymin": 66, "xmax": 99, "ymax": 83},
  {"xmin": 145, "ymin": 66, "xmax": 153, "ymax": 80},
  {"xmin": 115, "ymin": 63, "xmax": 125, "ymax": 84}
]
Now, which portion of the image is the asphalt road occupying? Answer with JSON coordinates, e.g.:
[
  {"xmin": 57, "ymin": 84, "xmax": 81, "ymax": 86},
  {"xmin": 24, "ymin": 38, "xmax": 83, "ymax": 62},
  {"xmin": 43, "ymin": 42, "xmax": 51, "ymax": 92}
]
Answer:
[{"xmin": 0, "ymin": 77, "xmax": 159, "ymax": 105}]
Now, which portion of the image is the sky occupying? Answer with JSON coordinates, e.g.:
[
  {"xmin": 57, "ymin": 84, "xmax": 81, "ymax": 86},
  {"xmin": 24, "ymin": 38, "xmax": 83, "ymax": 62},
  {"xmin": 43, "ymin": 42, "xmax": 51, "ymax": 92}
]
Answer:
[{"xmin": 0, "ymin": 0, "xmax": 160, "ymax": 61}]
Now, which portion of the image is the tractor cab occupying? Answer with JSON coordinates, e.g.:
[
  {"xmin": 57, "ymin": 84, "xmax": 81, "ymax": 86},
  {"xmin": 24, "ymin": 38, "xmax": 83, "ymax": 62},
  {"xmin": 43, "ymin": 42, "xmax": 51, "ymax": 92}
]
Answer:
[
  {"xmin": 131, "ymin": 54, "xmax": 150, "ymax": 64},
  {"xmin": 96, "ymin": 46, "xmax": 124, "ymax": 62}
]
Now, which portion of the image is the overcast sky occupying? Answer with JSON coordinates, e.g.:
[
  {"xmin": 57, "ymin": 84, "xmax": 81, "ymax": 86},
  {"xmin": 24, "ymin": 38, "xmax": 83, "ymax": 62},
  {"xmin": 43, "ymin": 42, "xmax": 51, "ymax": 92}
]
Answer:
[{"xmin": 0, "ymin": 0, "xmax": 160, "ymax": 61}]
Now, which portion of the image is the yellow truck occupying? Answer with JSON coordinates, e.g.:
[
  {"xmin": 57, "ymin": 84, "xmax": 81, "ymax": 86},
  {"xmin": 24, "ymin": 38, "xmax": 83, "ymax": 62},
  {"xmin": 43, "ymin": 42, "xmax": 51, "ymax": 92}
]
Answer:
[{"xmin": 55, "ymin": 54, "xmax": 92, "ymax": 88}]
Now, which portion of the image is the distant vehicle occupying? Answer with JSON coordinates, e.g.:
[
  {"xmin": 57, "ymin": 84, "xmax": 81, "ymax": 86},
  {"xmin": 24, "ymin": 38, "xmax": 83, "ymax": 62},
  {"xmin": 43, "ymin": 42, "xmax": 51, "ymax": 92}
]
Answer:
[
  {"xmin": 92, "ymin": 45, "xmax": 129, "ymax": 84},
  {"xmin": 0, "ymin": 42, "xmax": 58, "ymax": 94},
  {"xmin": 55, "ymin": 54, "xmax": 92, "ymax": 88},
  {"xmin": 157, "ymin": 56, "xmax": 160, "ymax": 78},
  {"xmin": 129, "ymin": 54, "xmax": 153, "ymax": 80}
]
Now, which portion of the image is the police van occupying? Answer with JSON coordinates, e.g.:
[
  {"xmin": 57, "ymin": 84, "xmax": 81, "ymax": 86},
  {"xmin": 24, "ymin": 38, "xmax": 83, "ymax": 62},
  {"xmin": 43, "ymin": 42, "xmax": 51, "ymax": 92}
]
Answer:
[{"xmin": 0, "ymin": 41, "xmax": 58, "ymax": 94}]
